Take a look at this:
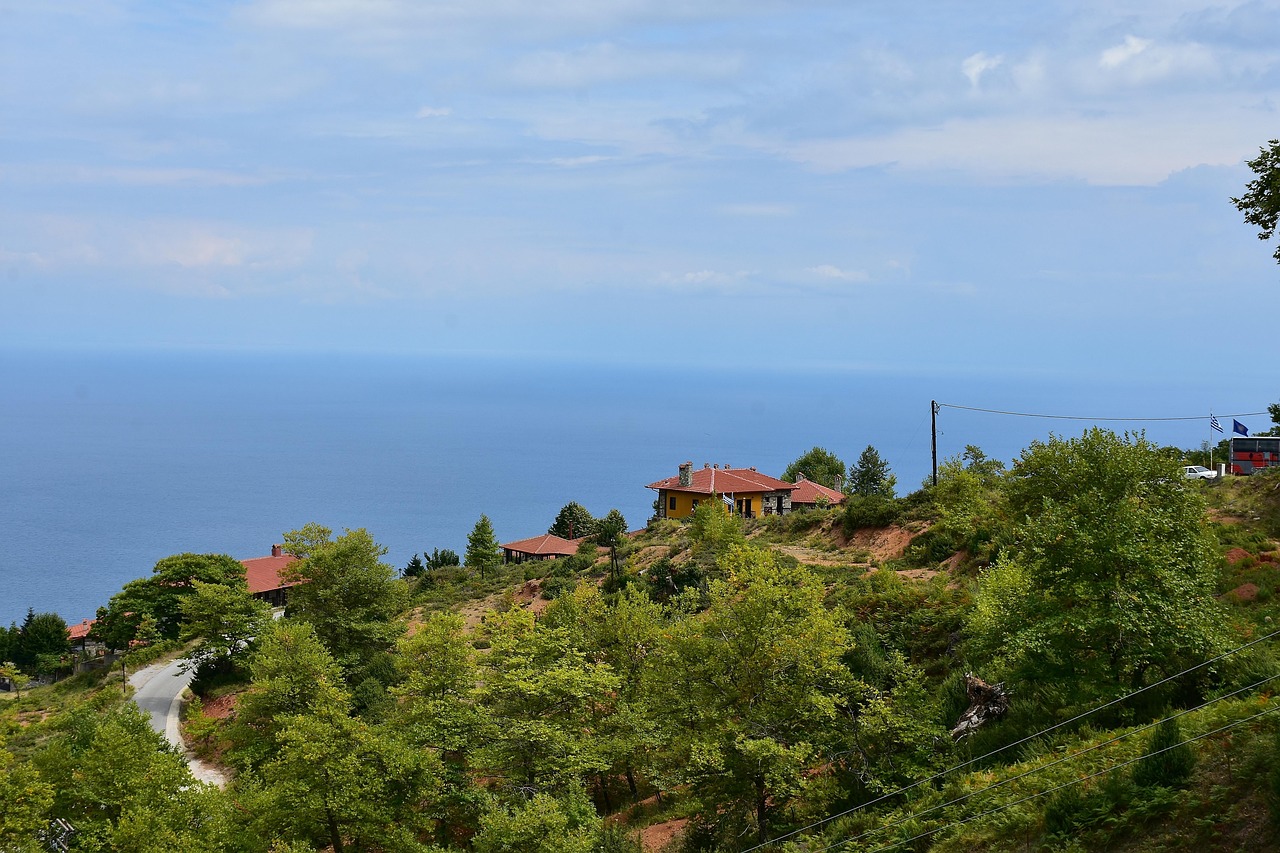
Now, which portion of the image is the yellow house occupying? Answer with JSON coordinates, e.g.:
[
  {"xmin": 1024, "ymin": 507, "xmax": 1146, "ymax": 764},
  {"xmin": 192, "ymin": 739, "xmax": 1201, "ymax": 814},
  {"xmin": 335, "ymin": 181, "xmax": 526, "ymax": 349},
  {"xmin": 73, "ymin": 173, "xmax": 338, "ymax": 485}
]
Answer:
[{"xmin": 647, "ymin": 461, "xmax": 796, "ymax": 520}]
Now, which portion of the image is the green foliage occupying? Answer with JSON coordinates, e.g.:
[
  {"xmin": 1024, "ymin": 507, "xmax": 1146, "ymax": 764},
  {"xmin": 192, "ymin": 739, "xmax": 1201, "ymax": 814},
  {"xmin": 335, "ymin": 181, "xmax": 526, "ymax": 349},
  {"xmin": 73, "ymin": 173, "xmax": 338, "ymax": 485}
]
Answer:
[
  {"xmin": 647, "ymin": 546, "xmax": 857, "ymax": 845},
  {"xmin": 282, "ymin": 526, "xmax": 408, "ymax": 675},
  {"xmin": 849, "ymin": 444, "xmax": 896, "ymax": 498},
  {"xmin": 230, "ymin": 620, "xmax": 352, "ymax": 767},
  {"xmin": 595, "ymin": 508, "xmax": 628, "ymax": 581},
  {"xmin": 474, "ymin": 607, "xmax": 619, "ymax": 794},
  {"xmin": 687, "ymin": 499, "xmax": 744, "ymax": 563},
  {"xmin": 0, "ymin": 733, "xmax": 52, "ymax": 847},
  {"xmin": 550, "ymin": 501, "xmax": 598, "ymax": 540},
  {"xmin": 249, "ymin": 705, "xmax": 442, "ymax": 852},
  {"xmin": 1132, "ymin": 718, "xmax": 1196, "ymax": 789},
  {"xmin": 1233, "ymin": 138, "xmax": 1280, "ymax": 264},
  {"xmin": 466, "ymin": 514, "xmax": 503, "ymax": 579},
  {"xmin": 841, "ymin": 493, "xmax": 901, "ymax": 533},
  {"xmin": 10, "ymin": 610, "xmax": 70, "ymax": 676},
  {"xmin": 93, "ymin": 553, "xmax": 247, "ymax": 648},
  {"xmin": 472, "ymin": 788, "xmax": 599, "ymax": 853},
  {"xmin": 907, "ymin": 445, "xmax": 1007, "ymax": 568},
  {"xmin": 783, "ymin": 446, "xmax": 848, "ymax": 490},
  {"xmin": 971, "ymin": 429, "xmax": 1231, "ymax": 701},
  {"xmin": 644, "ymin": 556, "xmax": 704, "ymax": 604},
  {"xmin": 404, "ymin": 553, "xmax": 427, "ymax": 578},
  {"xmin": 32, "ymin": 702, "xmax": 227, "ymax": 850},
  {"xmin": 180, "ymin": 579, "xmax": 272, "ymax": 673}
]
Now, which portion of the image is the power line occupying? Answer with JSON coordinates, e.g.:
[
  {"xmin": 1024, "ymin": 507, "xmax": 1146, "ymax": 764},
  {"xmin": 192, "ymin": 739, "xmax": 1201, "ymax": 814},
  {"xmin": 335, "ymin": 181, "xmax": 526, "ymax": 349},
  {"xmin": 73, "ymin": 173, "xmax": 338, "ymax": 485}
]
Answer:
[
  {"xmin": 849, "ymin": 700, "xmax": 1280, "ymax": 853},
  {"xmin": 743, "ymin": 624, "xmax": 1280, "ymax": 852},
  {"xmin": 808, "ymin": 671, "xmax": 1280, "ymax": 853},
  {"xmin": 938, "ymin": 403, "xmax": 1268, "ymax": 423}
]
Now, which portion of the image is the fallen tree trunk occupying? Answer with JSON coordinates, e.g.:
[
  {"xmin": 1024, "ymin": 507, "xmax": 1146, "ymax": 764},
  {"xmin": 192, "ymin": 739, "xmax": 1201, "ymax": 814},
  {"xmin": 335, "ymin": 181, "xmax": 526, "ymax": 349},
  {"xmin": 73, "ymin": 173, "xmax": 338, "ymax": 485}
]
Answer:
[{"xmin": 950, "ymin": 674, "xmax": 1010, "ymax": 740}]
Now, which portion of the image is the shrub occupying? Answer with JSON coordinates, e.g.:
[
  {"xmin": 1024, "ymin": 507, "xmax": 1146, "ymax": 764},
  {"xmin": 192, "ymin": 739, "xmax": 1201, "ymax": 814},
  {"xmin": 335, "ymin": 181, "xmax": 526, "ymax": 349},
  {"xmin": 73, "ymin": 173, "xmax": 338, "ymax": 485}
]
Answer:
[
  {"xmin": 1132, "ymin": 718, "xmax": 1195, "ymax": 789},
  {"xmin": 842, "ymin": 495, "xmax": 900, "ymax": 534}
]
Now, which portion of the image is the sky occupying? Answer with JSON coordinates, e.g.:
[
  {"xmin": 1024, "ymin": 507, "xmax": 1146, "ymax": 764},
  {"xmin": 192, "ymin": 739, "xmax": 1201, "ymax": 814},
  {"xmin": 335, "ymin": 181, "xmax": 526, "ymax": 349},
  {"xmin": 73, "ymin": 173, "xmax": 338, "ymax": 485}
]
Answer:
[{"xmin": 2, "ymin": 1, "xmax": 1280, "ymax": 388}]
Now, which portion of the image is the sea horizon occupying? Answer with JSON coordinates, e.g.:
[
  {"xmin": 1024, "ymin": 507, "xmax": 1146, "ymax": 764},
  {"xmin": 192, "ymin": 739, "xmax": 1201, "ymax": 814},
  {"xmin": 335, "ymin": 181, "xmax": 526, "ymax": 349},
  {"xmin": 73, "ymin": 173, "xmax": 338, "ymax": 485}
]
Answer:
[{"xmin": 0, "ymin": 346, "xmax": 1259, "ymax": 627}]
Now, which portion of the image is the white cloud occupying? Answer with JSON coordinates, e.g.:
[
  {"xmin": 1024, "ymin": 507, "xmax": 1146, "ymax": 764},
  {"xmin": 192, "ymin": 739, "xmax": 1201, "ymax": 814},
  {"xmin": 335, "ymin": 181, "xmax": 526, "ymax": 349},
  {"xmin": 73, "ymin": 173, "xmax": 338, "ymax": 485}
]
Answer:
[
  {"xmin": 1100, "ymin": 35, "xmax": 1151, "ymax": 69},
  {"xmin": 807, "ymin": 264, "xmax": 868, "ymax": 282},
  {"xmin": 962, "ymin": 52, "xmax": 1004, "ymax": 88},
  {"xmin": 416, "ymin": 106, "xmax": 451, "ymax": 118},
  {"xmin": 778, "ymin": 95, "xmax": 1278, "ymax": 185}
]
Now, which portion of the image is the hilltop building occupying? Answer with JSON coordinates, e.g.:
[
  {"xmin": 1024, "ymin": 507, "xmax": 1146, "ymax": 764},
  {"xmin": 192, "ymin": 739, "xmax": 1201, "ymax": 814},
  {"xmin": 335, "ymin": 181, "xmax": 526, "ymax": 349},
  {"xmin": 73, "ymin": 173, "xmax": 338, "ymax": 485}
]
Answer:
[
  {"xmin": 647, "ymin": 462, "xmax": 796, "ymax": 519},
  {"xmin": 788, "ymin": 473, "xmax": 846, "ymax": 510},
  {"xmin": 501, "ymin": 533, "xmax": 582, "ymax": 564},
  {"xmin": 242, "ymin": 544, "xmax": 301, "ymax": 608}
]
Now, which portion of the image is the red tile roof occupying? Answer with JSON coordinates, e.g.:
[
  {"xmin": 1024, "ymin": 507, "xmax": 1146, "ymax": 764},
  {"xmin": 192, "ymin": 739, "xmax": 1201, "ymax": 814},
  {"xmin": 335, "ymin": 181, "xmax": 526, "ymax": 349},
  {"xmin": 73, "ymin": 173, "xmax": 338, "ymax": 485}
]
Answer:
[
  {"xmin": 790, "ymin": 479, "xmax": 846, "ymax": 505},
  {"xmin": 647, "ymin": 465, "xmax": 795, "ymax": 496},
  {"xmin": 242, "ymin": 552, "xmax": 301, "ymax": 594},
  {"xmin": 67, "ymin": 618, "xmax": 96, "ymax": 641},
  {"xmin": 501, "ymin": 533, "xmax": 580, "ymax": 557}
]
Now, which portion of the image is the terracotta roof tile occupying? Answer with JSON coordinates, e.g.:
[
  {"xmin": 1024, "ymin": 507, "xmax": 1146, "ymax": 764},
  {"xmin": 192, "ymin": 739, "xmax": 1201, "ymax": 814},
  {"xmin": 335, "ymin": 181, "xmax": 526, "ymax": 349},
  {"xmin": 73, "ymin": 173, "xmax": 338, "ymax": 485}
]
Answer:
[
  {"xmin": 67, "ymin": 618, "xmax": 96, "ymax": 641},
  {"xmin": 501, "ymin": 533, "xmax": 580, "ymax": 557},
  {"xmin": 790, "ymin": 479, "xmax": 846, "ymax": 505},
  {"xmin": 646, "ymin": 466, "xmax": 795, "ymax": 496},
  {"xmin": 241, "ymin": 553, "xmax": 301, "ymax": 594}
]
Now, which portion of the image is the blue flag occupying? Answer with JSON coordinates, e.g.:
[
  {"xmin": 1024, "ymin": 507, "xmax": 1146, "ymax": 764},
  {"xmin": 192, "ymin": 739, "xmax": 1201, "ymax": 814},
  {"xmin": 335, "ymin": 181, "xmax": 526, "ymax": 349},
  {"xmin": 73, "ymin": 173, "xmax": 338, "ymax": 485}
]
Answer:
[
  {"xmin": 1210, "ymin": 414, "xmax": 1223, "ymax": 433},
  {"xmin": 1234, "ymin": 419, "xmax": 1249, "ymax": 436}
]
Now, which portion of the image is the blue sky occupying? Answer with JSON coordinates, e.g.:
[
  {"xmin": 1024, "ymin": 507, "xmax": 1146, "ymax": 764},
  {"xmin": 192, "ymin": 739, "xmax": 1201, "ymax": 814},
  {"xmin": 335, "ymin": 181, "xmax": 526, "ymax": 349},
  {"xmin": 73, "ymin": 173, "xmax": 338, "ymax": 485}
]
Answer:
[{"xmin": 3, "ymin": 1, "xmax": 1279, "ymax": 386}]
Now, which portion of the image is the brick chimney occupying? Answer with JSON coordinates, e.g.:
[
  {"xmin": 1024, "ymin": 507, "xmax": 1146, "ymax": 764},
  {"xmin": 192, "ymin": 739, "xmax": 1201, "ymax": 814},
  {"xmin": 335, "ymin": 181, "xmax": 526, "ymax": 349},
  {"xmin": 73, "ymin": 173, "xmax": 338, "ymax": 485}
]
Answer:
[
  {"xmin": 679, "ymin": 461, "xmax": 692, "ymax": 487},
  {"xmin": 271, "ymin": 544, "xmax": 283, "ymax": 557}
]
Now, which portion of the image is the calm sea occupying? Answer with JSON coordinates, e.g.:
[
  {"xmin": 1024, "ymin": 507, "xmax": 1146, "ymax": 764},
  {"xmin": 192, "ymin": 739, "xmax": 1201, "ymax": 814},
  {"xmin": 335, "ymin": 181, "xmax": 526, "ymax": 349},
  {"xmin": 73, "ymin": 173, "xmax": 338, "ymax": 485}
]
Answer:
[{"xmin": 0, "ymin": 349, "xmax": 1248, "ymax": 626}]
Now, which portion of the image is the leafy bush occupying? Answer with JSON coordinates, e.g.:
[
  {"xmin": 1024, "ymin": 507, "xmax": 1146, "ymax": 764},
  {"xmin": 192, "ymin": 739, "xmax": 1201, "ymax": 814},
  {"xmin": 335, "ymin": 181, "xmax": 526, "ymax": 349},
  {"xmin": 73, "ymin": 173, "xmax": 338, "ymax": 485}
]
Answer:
[
  {"xmin": 841, "ymin": 495, "xmax": 901, "ymax": 533},
  {"xmin": 1132, "ymin": 718, "xmax": 1195, "ymax": 789}
]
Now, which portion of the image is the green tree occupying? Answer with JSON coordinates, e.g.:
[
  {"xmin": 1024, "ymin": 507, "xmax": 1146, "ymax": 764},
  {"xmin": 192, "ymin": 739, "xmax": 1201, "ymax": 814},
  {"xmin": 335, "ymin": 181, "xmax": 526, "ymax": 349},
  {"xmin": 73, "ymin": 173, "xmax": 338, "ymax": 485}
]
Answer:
[
  {"xmin": 782, "ymin": 446, "xmax": 848, "ymax": 490},
  {"xmin": 474, "ymin": 607, "xmax": 619, "ymax": 795},
  {"xmin": 849, "ymin": 444, "xmax": 896, "ymax": 498},
  {"xmin": 231, "ymin": 620, "xmax": 352, "ymax": 767},
  {"xmin": 33, "ymin": 702, "xmax": 227, "ymax": 850},
  {"xmin": 648, "ymin": 546, "xmax": 855, "ymax": 845},
  {"xmin": 403, "ymin": 553, "xmax": 427, "ymax": 578},
  {"xmin": 14, "ymin": 610, "xmax": 70, "ymax": 674},
  {"xmin": 0, "ymin": 733, "xmax": 53, "ymax": 847},
  {"xmin": 426, "ymin": 547, "xmax": 461, "ymax": 571},
  {"xmin": 251, "ymin": 706, "xmax": 441, "ymax": 853},
  {"xmin": 1233, "ymin": 138, "xmax": 1280, "ymax": 264},
  {"xmin": 594, "ymin": 508, "xmax": 628, "ymax": 583},
  {"xmin": 970, "ymin": 429, "xmax": 1230, "ymax": 700},
  {"xmin": 0, "ymin": 661, "xmax": 30, "ymax": 698},
  {"xmin": 282, "ymin": 526, "xmax": 407, "ymax": 674},
  {"xmin": 472, "ymin": 788, "xmax": 599, "ymax": 853},
  {"xmin": 549, "ymin": 502, "xmax": 597, "ymax": 540},
  {"xmin": 466, "ymin": 514, "xmax": 502, "ymax": 579},
  {"xmin": 688, "ymin": 498, "xmax": 744, "ymax": 563},
  {"xmin": 1132, "ymin": 717, "xmax": 1196, "ymax": 789},
  {"xmin": 180, "ymin": 579, "xmax": 272, "ymax": 673},
  {"xmin": 93, "ymin": 553, "xmax": 247, "ymax": 645}
]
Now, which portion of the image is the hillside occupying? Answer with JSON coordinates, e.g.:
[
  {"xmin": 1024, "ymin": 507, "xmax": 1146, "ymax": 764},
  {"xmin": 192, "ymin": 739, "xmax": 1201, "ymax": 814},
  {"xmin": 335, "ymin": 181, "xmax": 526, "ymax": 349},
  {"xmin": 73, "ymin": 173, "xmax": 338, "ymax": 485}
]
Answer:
[{"xmin": 4, "ymin": 433, "xmax": 1280, "ymax": 852}]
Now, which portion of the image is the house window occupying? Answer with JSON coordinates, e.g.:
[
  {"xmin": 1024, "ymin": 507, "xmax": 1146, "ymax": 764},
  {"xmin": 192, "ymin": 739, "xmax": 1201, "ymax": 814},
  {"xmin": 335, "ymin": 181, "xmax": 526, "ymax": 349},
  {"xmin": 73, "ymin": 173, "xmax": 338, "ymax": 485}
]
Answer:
[
  {"xmin": 668, "ymin": 496, "xmax": 677, "ymax": 511},
  {"xmin": 692, "ymin": 500, "xmax": 699, "ymax": 509}
]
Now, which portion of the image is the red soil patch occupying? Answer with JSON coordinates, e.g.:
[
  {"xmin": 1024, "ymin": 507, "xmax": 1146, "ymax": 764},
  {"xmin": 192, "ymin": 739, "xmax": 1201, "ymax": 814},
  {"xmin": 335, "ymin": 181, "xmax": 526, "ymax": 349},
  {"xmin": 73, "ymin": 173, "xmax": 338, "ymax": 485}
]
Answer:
[
  {"xmin": 1227, "ymin": 583, "xmax": 1260, "ymax": 602},
  {"xmin": 201, "ymin": 693, "xmax": 238, "ymax": 720},
  {"xmin": 640, "ymin": 818, "xmax": 688, "ymax": 852},
  {"xmin": 846, "ymin": 525, "xmax": 917, "ymax": 561},
  {"xmin": 1225, "ymin": 548, "xmax": 1254, "ymax": 565}
]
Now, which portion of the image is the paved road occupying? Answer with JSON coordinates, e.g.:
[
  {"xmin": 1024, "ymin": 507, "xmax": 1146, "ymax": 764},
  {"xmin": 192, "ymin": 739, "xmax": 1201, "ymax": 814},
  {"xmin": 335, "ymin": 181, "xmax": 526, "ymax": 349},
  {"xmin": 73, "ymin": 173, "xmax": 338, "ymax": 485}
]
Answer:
[{"xmin": 129, "ymin": 657, "xmax": 229, "ymax": 787}]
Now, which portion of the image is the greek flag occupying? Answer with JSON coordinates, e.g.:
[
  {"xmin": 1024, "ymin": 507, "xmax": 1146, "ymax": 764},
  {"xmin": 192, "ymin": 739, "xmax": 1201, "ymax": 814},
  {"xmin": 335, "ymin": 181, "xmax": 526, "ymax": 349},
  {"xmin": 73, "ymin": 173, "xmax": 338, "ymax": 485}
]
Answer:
[
  {"xmin": 1234, "ymin": 419, "xmax": 1250, "ymax": 437},
  {"xmin": 1210, "ymin": 414, "xmax": 1223, "ymax": 433}
]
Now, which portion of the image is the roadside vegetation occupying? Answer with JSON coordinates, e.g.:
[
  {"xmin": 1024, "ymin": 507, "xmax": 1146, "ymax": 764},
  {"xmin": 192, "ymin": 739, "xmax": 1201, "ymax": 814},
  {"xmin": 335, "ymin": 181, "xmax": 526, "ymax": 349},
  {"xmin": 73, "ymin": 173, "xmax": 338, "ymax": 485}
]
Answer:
[{"xmin": 5, "ymin": 427, "xmax": 1280, "ymax": 852}]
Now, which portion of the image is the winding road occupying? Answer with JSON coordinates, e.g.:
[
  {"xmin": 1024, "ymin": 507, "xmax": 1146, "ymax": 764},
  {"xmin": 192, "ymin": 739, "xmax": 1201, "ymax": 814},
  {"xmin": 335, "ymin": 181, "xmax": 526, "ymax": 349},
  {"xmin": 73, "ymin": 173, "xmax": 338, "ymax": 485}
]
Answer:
[{"xmin": 128, "ymin": 657, "xmax": 229, "ymax": 787}]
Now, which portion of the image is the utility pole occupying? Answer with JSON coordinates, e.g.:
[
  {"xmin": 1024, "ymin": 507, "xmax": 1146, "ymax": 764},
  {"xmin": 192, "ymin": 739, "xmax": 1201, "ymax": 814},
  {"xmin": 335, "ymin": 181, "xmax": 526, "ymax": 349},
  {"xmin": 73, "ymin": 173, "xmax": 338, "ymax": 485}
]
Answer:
[{"xmin": 931, "ymin": 400, "xmax": 939, "ymax": 486}]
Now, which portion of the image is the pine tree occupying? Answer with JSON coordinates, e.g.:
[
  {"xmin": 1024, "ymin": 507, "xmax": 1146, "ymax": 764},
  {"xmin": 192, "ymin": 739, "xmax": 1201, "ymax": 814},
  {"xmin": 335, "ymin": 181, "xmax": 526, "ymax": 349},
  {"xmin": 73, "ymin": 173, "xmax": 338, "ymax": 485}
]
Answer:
[
  {"xmin": 849, "ymin": 444, "xmax": 896, "ymax": 498},
  {"xmin": 466, "ymin": 515, "xmax": 502, "ymax": 579}
]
